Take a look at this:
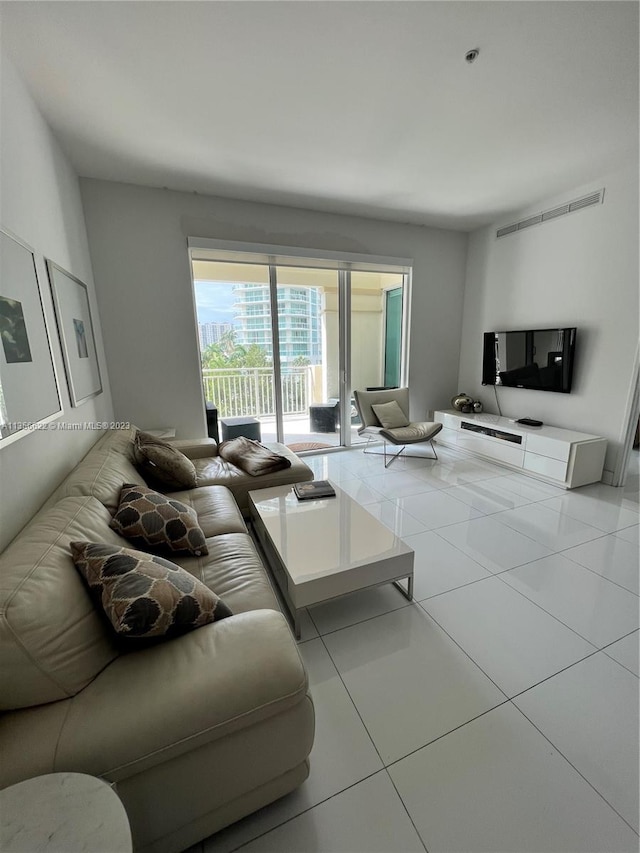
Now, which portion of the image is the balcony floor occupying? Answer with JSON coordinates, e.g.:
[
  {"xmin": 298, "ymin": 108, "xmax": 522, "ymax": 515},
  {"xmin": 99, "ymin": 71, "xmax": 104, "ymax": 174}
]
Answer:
[{"xmin": 256, "ymin": 414, "xmax": 365, "ymax": 451}]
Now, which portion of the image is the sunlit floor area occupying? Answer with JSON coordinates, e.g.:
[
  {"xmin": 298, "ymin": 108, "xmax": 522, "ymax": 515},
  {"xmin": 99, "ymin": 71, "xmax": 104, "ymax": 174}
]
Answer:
[
  {"xmin": 257, "ymin": 414, "xmax": 364, "ymax": 450},
  {"xmin": 188, "ymin": 444, "xmax": 639, "ymax": 853}
]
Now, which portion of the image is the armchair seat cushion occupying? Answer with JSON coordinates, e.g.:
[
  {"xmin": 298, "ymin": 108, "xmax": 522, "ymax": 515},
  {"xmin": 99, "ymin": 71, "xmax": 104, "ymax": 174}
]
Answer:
[{"xmin": 380, "ymin": 421, "xmax": 443, "ymax": 445}]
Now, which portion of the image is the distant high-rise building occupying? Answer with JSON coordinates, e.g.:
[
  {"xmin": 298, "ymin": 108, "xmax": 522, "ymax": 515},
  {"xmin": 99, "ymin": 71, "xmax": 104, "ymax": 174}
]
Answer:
[
  {"xmin": 232, "ymin": 284, "xmax": 322, "ymax": 364},
  {"xmin": 198, "ymin": 321, "xmax": 233, "ymax": 350}
]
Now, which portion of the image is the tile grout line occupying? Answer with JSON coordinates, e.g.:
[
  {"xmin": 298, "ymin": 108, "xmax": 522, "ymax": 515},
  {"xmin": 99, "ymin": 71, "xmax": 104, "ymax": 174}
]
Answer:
[
  {"xmin": 415, "ymin": 597, "xmax": 607, "ymax": 707},
  {"xmin": 383, "ymin": 699, "xmax": 512, "ymax": 774},
  {"xmin": 221, "ymin": 769, "xmax": 388, "ymax": 853},
  {"xmin": 553, "ymin": 541, "xmax": 640, "ymax": 597},
  {"xmin": 383, "ymin": 766, "xmax": 431, "ymax": 853},
  {"xmin": 238, "ymin": 450, "xmax": 637, "ymax": 851},
  {"xmin": 599, "ymin": 629, "xmax": 640, "ymax": 679},
  {"xmin": 490, "ymin": 563, "xmax": 637, "ymax": 650},
  {"xmin": 304, "ymin": 595, "xmax": 413, "ymax": 640},
  {"xmin": 508, "ymin": 701, "xmax": 640, "ymax": 838},
  {"xmin": 314, "ymin": 618, "xmax": 388, "ymax": 770}
]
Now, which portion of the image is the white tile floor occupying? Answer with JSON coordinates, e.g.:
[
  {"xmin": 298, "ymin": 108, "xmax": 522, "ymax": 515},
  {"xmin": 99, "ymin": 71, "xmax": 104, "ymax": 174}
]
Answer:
[{"xmin": 195, "ymin": 444, "xmax": 639, "ymax": 853}]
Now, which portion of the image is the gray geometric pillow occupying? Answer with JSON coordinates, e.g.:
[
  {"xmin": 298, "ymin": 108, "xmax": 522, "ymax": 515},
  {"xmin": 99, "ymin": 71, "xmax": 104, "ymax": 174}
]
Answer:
[
  {"xmin": 70, "ymin": 541, "xmax": 232, "ymax": 639},
  {"xmin": 110, "ymin": 484, "xmax": 208, "ymax": 556},
  {"xmin": 133, "ymin": 431, "xmax": 198, "ymax": 489}
]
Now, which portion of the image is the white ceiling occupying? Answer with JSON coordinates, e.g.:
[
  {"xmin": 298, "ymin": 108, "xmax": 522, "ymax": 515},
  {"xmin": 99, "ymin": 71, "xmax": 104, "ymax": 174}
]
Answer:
[{"xmin": 1, "ymin": 1, "xmax": 638, "ymax": 231}]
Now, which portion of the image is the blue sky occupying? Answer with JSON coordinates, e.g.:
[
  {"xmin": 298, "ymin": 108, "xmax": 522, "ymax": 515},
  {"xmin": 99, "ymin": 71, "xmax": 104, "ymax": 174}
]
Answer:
[{"xmin": 194, "ymin": 281, "xmax": 238, "ymax": 326}]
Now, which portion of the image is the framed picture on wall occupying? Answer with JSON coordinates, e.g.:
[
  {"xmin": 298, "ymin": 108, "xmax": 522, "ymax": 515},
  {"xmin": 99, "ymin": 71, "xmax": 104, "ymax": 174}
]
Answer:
[
  {"xmin": 46, "ymin": 259, "xmax": 102, "ymax": 407},
  {"xmin": 0, "ymin": 229, "xmax": 63, "ymax": 446}
]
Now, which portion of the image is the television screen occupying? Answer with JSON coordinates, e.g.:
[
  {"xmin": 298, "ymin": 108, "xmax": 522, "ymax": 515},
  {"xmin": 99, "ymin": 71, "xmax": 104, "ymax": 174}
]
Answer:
[{"xmin": 482, "ymin": 328, "xmax": 577, "ymax": 393}]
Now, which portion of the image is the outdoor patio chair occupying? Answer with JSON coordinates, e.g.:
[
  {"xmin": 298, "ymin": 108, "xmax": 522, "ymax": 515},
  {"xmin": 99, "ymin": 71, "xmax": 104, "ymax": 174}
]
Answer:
[{"xmin": 353, "ymin": 387, "xmax": 442, "ymax": 468}]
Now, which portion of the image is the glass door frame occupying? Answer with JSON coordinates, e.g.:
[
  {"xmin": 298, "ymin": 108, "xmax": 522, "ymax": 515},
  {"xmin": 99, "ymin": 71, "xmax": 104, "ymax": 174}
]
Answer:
[
  {"xmin": 339, "ymin": 269, "xmax": 351, "ymax": 440},
  {"xmin": 188, "ymin": 238, "xmax": 413, "ymax": 449},
  {"xmin": 267, "ymin": 264, "xmax": 285, "ymax": 443}
]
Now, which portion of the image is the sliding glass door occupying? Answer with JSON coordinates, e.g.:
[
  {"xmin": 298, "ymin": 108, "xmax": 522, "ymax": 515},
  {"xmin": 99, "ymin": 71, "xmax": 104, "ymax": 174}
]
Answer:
[
  {"xmin": 274, "ymin": 266, "xmax": 341, "ymax": 449},
  {"xmin": 192, "ymin": 261, "xmax": 276, "ymax": 439},
  {"xmin": 190, "ymin": 245, "xmax": 409, "ymax": 451},
  {"xmin": 349, "ymin": 271, "xmax": 407, "ymax": 443}
]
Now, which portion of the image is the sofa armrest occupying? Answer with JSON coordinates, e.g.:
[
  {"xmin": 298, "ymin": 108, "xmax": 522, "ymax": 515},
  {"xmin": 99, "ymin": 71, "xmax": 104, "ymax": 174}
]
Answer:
[
  {"xmin": 170, "ymin": 438, "xmax": 219, "ymax": 459},
  {"xmin": 51, "ymin": 609, "xmax": 310, "ymax": 781}
]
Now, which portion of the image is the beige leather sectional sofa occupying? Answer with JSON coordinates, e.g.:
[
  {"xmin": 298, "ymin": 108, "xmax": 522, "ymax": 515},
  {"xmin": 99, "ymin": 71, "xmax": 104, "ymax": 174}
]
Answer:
[{"xmin": 0, "ymin": 427, "xmax": 315, "ymax": 853}]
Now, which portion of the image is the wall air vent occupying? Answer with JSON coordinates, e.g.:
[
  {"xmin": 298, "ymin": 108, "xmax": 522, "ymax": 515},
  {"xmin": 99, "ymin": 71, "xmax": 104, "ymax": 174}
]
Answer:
[
  {"xmin": 496, "ymin": 188, "xmax": 604, "ymax": 238},
  {"xmin": 496, "ymin": 223, "xmax": 518, "ymax": 238},
  {"xmin": 542, "ymin": 204, "xmax": 569, "ymax": 221},
  {"xmin": 517, "ymin": 214, "xmax": 542, "ymax": 231},
  {"xmin": 569, "ymin": 191, "xmax": 603, "ymax": 212}
]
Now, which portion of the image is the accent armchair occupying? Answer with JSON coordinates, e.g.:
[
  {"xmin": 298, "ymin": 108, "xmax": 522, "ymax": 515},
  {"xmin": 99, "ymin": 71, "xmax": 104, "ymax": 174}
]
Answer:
[{"xmin": 353, "ymin": 387, "xmax": 443, "ymax": 468}]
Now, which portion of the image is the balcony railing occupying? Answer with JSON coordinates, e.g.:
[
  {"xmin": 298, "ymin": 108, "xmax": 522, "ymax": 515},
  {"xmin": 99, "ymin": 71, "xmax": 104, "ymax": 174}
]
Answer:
[{"xmin": 202, "ymin": 367, "xmax": 312, "ymax": 418}]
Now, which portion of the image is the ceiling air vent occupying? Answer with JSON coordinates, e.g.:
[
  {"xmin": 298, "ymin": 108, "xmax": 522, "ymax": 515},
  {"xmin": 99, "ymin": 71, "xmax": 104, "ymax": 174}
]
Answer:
[{"xmin": 496, "ymin": 189, "xmax": 604, "ymax": 238}]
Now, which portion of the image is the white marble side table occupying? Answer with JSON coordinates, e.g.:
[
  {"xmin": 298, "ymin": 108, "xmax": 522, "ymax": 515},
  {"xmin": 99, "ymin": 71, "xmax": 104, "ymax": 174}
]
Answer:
[{"xmin": 0, "ymin": 772, "xmax": 132, "ymax": 852}]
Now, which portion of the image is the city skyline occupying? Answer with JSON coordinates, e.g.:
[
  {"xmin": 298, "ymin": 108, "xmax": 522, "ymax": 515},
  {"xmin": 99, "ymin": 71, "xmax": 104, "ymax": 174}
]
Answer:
[
  {"xmin": 195, "ymin": 279, "xmax": 323, "ymax": 366},
  {"xmin": 198, "ymin": 321, "xmax": 234, "ymax": 350}
]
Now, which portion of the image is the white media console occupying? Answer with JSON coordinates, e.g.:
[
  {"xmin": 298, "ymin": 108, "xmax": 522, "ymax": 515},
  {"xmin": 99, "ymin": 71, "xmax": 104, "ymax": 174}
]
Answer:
[{"xmin": 434, "ymin": 410, "xmax": 607, "ymax": 489}]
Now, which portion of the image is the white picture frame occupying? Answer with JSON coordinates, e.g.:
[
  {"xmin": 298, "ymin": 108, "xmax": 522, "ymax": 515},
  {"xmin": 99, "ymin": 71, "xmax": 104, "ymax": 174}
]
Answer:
[
  {"xmin": 0, "ymin": 229, "xmax": 63, "ymax": 446},
  {"xmin": 46, "ymin": 259, "xmax": 102, "ymax": 407}
]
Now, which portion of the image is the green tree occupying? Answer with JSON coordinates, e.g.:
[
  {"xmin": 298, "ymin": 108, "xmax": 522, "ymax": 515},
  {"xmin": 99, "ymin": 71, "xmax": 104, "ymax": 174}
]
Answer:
[
  {"xmin": 242, "ymin": 344, "xmax": 270, "ymax": 367},
  {"xmin": 201, "ymin": 329, "xmax": 270, "ymax": 370}
]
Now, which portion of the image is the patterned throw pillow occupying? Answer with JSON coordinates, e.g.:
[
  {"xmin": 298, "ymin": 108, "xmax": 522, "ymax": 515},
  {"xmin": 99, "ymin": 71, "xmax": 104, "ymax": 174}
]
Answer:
[
  {"xmin": 371, "ymin": 400, "xmax": 410, "ymax": 429},
  {"xmin": 133, "ymin": 431, "xmax": 198, "ymax": 489},
  {"xmin": 70, "ymin": 541, "xmax": 232, "ymax": 638},
  {"xmin": 110, "ymin": 484, "xmax": 209, "ymax": 556}
]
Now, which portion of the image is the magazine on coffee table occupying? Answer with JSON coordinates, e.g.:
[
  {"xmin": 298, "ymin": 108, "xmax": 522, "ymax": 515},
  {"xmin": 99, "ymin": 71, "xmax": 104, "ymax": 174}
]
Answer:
[{"xmin": 294, "ymin": 480, "xmax": 336, "ymax": 500}]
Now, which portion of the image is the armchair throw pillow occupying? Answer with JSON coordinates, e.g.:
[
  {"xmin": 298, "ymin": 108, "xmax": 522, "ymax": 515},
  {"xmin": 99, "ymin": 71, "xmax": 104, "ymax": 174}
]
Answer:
[
  {"xmin": 133, "ymin": 430, "xmax": 198, "ymax": 489},
  {"xmin": 70, "ymin": 541, "xmax": 231, "ymax": 639},
  {"xmin": 371, "ymin": 400, "xmax": 410, "ymax": 429},
  {"xmin": 110, "ymin": 484, "xmax": 208, "ymax": 556}
]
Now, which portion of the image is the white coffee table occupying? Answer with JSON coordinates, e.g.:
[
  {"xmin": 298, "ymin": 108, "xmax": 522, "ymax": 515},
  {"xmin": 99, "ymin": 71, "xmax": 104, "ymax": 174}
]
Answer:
[{"xmin": 249, "ymin": 483, "xmax": 414, "ymax": 637}]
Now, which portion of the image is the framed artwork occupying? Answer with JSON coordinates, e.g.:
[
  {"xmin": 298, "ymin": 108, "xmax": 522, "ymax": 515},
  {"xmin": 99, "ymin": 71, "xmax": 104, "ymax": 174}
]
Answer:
[
  {"xmin": 0, "ymin": 229, "xmax": 63, "ymax": 445},
  {"xmin": 46, "ymin": 260, "xmax": 102, "ymax": 407}
]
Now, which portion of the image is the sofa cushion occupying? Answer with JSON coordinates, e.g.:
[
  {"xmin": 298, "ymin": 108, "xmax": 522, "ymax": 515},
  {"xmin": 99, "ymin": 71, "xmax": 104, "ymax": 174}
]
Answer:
[
  {"xmin": 0, "ymin": 497, "xmax": 122, "ymax": 710},
  {"xmin": 164, "ymin": 485, "xmax": 247, "ymax": 538},
  {"xmin": 174, "ymin": 533, "xmax": 280, "ymax": 614},
  {"xmin": 193, "ymin": 443, "xmax": 314, "ymax": 514},
  {"xmin": 372, "ymin": 400, "xmax": 410, "ymax": 429},
  {"xmin": 71, "ymin": 542, "xmax": 232, "ymax": 639},
  {"xmin": 169, "ymin": 437, "xmax": 219, "ymax": 459},
  {"xmin": 110, "ymin": 484, "xmax": 208, "ymax": 556},
  {"xmin": 0, "ymin": 610, "xmax": 312, "ymax": 788},
  {"xmin": 41, "ymin": 427, "xmax": 145, "ymax": 513},
  {"xmin": 133, "ymin": 431, "xmax": 198, "ymax": 489}
]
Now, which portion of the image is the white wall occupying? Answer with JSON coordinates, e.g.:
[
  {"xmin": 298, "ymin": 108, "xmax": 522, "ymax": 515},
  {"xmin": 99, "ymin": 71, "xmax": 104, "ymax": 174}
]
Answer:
[
  {"xmin": 80, "ymin": 179, "xmax": 468, "ymax": 438},
  {"xmin": 0, "ymin": 54, "xmax": 113, "ymax": 550},
  {"xmin": 458, "ymin": 164, "xmax": 639, "ymax": 477}
]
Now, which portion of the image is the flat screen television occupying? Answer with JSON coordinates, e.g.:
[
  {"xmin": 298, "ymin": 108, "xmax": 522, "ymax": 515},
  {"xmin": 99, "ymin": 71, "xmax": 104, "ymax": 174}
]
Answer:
[{"xmin": 482, "ymin": 328, "xmax": 577, "ymax": 393}]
